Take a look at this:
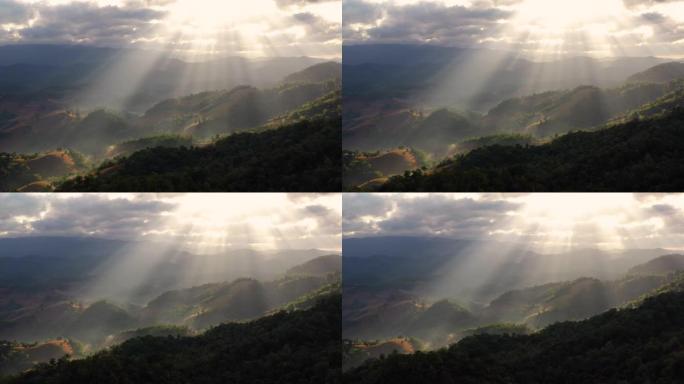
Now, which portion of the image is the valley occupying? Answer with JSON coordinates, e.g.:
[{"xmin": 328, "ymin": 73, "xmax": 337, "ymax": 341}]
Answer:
[
  {"xmin": 343, "ymin": 44, "xmax": 684, "ymax": 191},
  {"xmin": 0, "ymin": 240, "xmax": 341, "ymax": 377},
  {"xmin": 343, "ymin": 237, "xmax": 684, "ymax": 365},
  {"xmin": 341, "ymin": 194, "xmax": 684, "ymax": 382},
  {"xmin": 0, "ymin": 46, "xmax": 342, "ymax": 192},
  {"xmin": 0, "ymin": 193, "xmax": 343, "ymax": 382}
]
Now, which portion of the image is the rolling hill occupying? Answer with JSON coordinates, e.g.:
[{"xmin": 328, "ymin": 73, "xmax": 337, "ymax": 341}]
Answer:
[
  {"xmin": 0, "ymin": 61, "xmax": 342, "ymax": 192},
  {"xmin": 286, "ymin": 255, "xmax": 342, "ymax": 277},
  {"xmin": 343, "ymin": 253, "xmax": 684, "ymax": 379},
  {"xmin": 344, "ymin": 59, "xmax": 684, "ymax": 190},
  {"xmin": 376, "ymin": 102, "xmax": 684, "ymax": 192},
  {"xmin": 343, "ymin": 243, "xmax": 684, "ymax": 360},
  {"xmin": 344, "ymin": 76, "xmax": 682, "ymax": 165},
  {"xmin": 627, "ymin": 62, "xmax": 684, "ymax": 84},
  {"xmin": 0, "ymin": 150, "xmax": 88, "ymax": 192},
  {"xmin": 343, "ymin": 287, "xmax": 684, "ymax": 384},
  {"xmin": 0, "ymin": 339, "xmax": 78, "ymax": 377},
  {"xmin": 627, "ymin": 254, "xmax": 684, "ymax": 276},
  {"xmin": 343, "ymin": 148, "xmax": 423, "ymax": 189},
  {"xmin": 56, "ymin": 106, "xmax": 341, "ymax": 192},
  {"xmin": 0, "ymin": 254, "xmax": 341, "ymax": 348},
  {"xmin": 2, "ymin": 293, "xmax": 341, "ymax": 384},
  {"xmin": 283, "ymin": 62, "xmax": 342, "ymax": 84}
]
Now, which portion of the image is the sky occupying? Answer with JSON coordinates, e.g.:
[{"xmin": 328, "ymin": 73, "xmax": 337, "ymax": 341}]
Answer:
[
  {"xmin": 344, "ymin": 193, "xmax": 684, "ymax": 251},
  {"xmin": 344, "ymin": 0, "xmax": 684, "ymax": 58},
  {"xmin": 0, "ymin": 193, "xmax": 342, "ymax": 251},
  {"xmin": 0, "ymin": 0, "xmax": 341, "ymax": 58}
]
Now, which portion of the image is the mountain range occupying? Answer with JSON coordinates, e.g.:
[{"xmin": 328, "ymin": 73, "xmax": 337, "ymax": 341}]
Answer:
[
  {"xmin": 342, "ymin": 236, "xmax": 684, "ymax": 370},
  {"xmin": 343, "ymin": 237, "xmax": 684, "ymax": 354},
  {"xmin": 343, "ymin": 284, "xmax": 684, "ymax": 383},
  {"xmin": 2, "ymin": 293, "xmax": 341, "ymax": 384},
  {"xmin": 0, "ymin": 44, "xmax": 342, "ymax": 192},
  {"xmin": 343, "ymin": 44, "xmax": 684, "ymax": 191},
  {"xmin": 0, "ymin": 242, "xmax": 341, "ymax": 378}
]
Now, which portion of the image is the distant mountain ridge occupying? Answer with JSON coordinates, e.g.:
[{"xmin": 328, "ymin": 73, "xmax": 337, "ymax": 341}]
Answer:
[
  {"xmin": 343, "ymin": 44, "xmax": 667, "ymax": 109},
  {"xmin": 627, "ymin": 62, "xmax": 684, "ymax": 84},
  {"xmin": 0, "ymin": 44, "xmax": 327, "ymax": 112}
]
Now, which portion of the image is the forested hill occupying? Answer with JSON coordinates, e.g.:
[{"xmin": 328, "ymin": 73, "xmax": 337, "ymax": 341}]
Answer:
[
  {"xmin": 343, "ymin": 289, "xmax": 684, "ymax": 384},
  {"xmin": 376, "ymin": 106, "xmax": 684, "ymax": 192},
  {"xmin": 2, "ymin": 293, "xmax": 342, "ymax": 384},
  {"xmin": 57, "ymin": 114, "xmax": 341, "ymax": 192}
]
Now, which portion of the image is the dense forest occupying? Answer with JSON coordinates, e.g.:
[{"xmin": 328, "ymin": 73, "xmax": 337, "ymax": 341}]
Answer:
[
  {"xmin": 2, "ymin": 294, "xmax": 342, "ymax": 384},
  {"xmin": 343, "ymin": 289, "xmax": 684, "ymax": 383},
  {"xmin": 375, "ymin": 106, "xmax": 684, "ymax": 192},
  {"xmin": 57, "ymin": 115, "xmax": 341, "ymax": 192}
]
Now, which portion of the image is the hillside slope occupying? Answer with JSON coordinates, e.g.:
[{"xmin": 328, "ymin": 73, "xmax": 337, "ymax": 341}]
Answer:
[
  {"xmin": 377, "ymin": 105, "xmax": 684, "ymax": 191},
  {"xmin": 283, "ymin": 62, "xmax": 342, "ymax": 84},
  {"xmin": 57, "ymin": 109, "xmax": 341, "ymax": 192},
  {"xmin": 627, "ymin": 62, "xmax": 684, "ymax": 84},
  {"xmin": 343, "ymin": 289, "xmax": 684, "ymax": 383},
  {"xmin": 3, "ymin": 294, "xmax": 341, "ymax": 384}
]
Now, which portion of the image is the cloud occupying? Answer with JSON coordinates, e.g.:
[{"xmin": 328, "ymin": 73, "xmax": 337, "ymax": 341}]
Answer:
[
  {"xmin": 343, "ymin": 0, "xmax": 383, "ymax": 25},
  {"xmin": 344, "ymin": 194, "xmax": 684, "ymax": 250},
  {"xmin": 344, "ymin": 194, "xmax": 519, "ymax": 238},
  {"xmin": 275, "ymin": 0, "xmax": 337, "ymax": 8},
  {"xmin": 0, "ymin": 194, "xmax": 342, "ymax": 251},
  {"xmin": 16, "ymin": 2, "xmax": 165, "ymax": 45},
  {"xmin": 344, "ymin": 0, "xmax": 512, "ymax": 45},
  {"xmin": 0, "ymin": 0, "xmax": 341, "ymax": 58},
  {"xmin": 344, "ymin": 0, "xmax": 684, "ymax": 58},
  {"xmin": 623, "ymin": 0, "xmax": 683, "ymax": 8},
  {"xmin": 0, "ymin": 0, "xmax": 32, "ymax": 24},
  {"xmin": 292, "ymin": 12, "xmax": 340, "ymax": 42}
]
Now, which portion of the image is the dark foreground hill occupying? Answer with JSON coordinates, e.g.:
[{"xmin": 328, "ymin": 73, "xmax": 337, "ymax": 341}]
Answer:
[
  {"xmin": 343, "ymin": 289, "xmax": 684, "ymax": 384},
  {"xmin": 57, "ymin": 115, "xmax": 341, "ymax": 192},
  {"xmin": 2, "ymin": 294, "xmax": 342, "ymax": 384},
  {"xmin": 377, "ymin": 106, "xmax": 684, "ymax": 192}
]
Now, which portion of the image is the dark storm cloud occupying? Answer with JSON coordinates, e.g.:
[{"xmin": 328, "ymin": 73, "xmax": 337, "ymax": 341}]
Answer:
[
  {"xmin": 344, "ymin": 0, "xmax": 511, "ymax": 45},
  {"xmin": 648, "ymin": 203, "xmax": 684, "ymax": 233},
  {"xmin": 623, "ymin": 0, "xmax": 683, "ymax": 8},
  {"xmin": 0, "ymin": 194, "xmax": 45, "ymax": 220},
  {"xmin": 17, "ymin": 2, "xmax": 165, "ymax": 45},
  {"xmin": 0, "ymin": 0, "xmax": 32, "ymax": 24},
  {"xmin": 343, "ymin": 194, "xmax": 520, "ymax": 238},
  {"xmin": 301, "ymin": 204, "xmax": 340, "ymax": 234},
  {"xmin": 0, "ymin": 194, "xmax": 176, "ymax": 239},
  {"xmin": 376, "ymin": 195, "xmax": 519, "ymax": 237},
  {"xmin": 292, "ymin": 12, "xmax": 340, "ymax": 41},
  {"xmin": 343, "ymin": 194, "xmax": 394, "ymax": 221},
  {"xmin": 640, "ymin": 11, "xmax": 666, "ymax": 23},
  {"xmin": 0, "ymin": 195, "xmax": 47, "ymax": 234},
  {"xmin": 343, "ymin": 0, "xmax": 383, "ymax": 25},
  {"xmin": 635, "ymin": 11, "xmax": 684, "ymax": 45},
  {"xmin": 31, "ymin": 196, "xmax": 174, "ymax": 238},
  {"xmin": 275, "ymin": 0, "xmax": 337, "ymax": 8}
]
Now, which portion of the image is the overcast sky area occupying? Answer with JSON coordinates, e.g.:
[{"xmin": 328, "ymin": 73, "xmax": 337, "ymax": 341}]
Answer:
[
  {"xmin": 344, "ymin": 193, "xmax": 684, "ymax": 251},
  {"xmin": 0, "ymin": 0, "xmax": 341, "ymax": 58},
  {"xmin": 344, "ymin": 0, "xmax": 684, "ymax": 58},
  {"xmin": 0, "ymin": 193, "xmax": 341, "ymax": 251}
]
